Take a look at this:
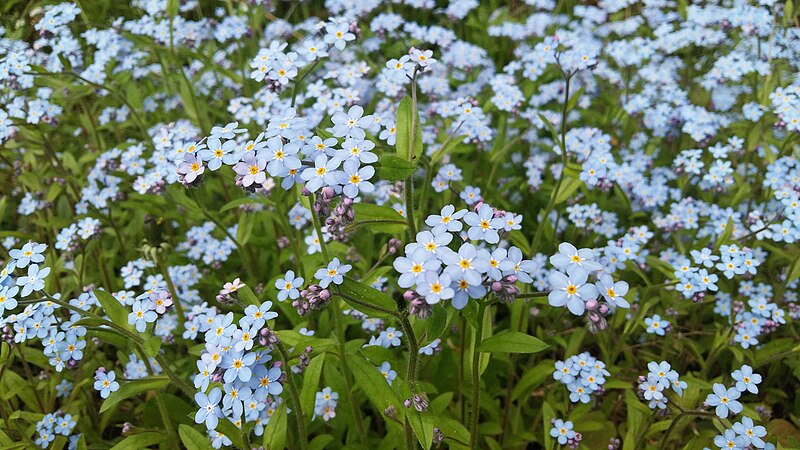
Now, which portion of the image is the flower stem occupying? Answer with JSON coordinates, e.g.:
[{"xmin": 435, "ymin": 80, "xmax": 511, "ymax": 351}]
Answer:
[
  {"xmin": 469, "ymin": 302, "xmax": 488, "ymax": 450},
  {"xmin": 330, "ymin": 299, "xmax": 368, "ymax": 445},
  {"xmin": 276, "ymin": 341, "xmax": 308, "ymax": 450}
]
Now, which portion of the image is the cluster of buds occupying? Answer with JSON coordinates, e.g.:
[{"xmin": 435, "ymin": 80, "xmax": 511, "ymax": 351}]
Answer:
[
  {"xmin": 584, "ymin": 297, "xmax": 610, "ymax": 334},
  {"xmin": 432, "ymin": 427, "xmax": 444, "ymax": 445},
  {"xmin": 265, "ymin": 77, "xmax": 282, "ymax": 93},
  {"xmin": 387, "ymin": 238, "xmax": 402, "ymax": 255},
  {"xmin": 325, "ymin": 197, "xmax": 356, "ymax": 241},
  {"xmin": 405, "ymin": 290, "xmax": 432, "ymax": 320},
  {"xmin": 258, "ymin": 327, "xmax": 279, "ymax": 348},
  {"xmin": 291, "ymin": 346, "xmax": 314, "ymax": 374},
  {"xmin": 293, "ymin": 284, "xmax": 331, "ymax": 315},
  {"xmin": 404, "ymin": 393, "xmax": 428, "ymax": 412},
  {"xmin": 488, "ymin": 275, "xmax": 520, "ymax": 303}
]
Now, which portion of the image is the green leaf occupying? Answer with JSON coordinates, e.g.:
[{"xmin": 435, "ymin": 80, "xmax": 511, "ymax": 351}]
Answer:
[
  {"xmin": 143, "ymin": 336, "xmax": 161, "ymax": 358},
  {"xmin": 713, "ymin": 215, "xmax": 735, "ymax": 252},
  {"xmin": 566, "ymin": 86, "xmax": 585, "ymax": 112},
  {"xmin": 301, "ymin": 353, "xmax": 326, "ymax": 419},
  {"xmin": 215, "ymin": 418, "xmax": 246, "ymax": 449},
  {"xmin": 784, "ymin": 1, "xmax": 794, "ymax": 28},
  {"xmin": 92, "ymin": 289, "xmax": 132, "ymax": 332},
  {"xmin": 349, "ymin": 203, "xmax": 407, "ymax": 234},
  {"xmin": 338, "ymin": 277, "xmax": 398, "ymax": 318},
  {"xmin": 220, "ymin": 195, "xmax": 273, "ymax": 212},
  {"xmin": 237, "ymin": 213, "xmax": 255, "ymax": 246},
  {"xmin": 378, "ymin": 154, "xmax": 418, "ymax": 181},
  {"xmin": 538, "ymin": 113, "xmax": 563, "ymax": 153},
  {"xmin": 787, "ymin": 255, "xmax": 800, "ymax": 283},
  {"xmin": 477, "ymin": 331, "xmax": 548, "ymax": 353},
  {"xmin": 430, "ymin": 134, "xmax": 467, "ymax": 165},
  {"xmin": 511, "ymin": 360, "xmax": 554, "ymax": 401},
  {"xmin": 349, "ymin": 352, "xmax": 402, "ymax": 412},
  {"xmin": 178, "ymin": 425, "xmax": 211, "ymax": 450},
  {"xmin": 275, "ymin": 330, "xmax": 336, "ymax": 352},
  {"xmin": 407, "ymin": 410, "xmax": 434, "ymax": 450},
  {"xmin": 554, "ymin": 177, "xmax": 582, "ymax": 205},
  {"xmin": 237, "ymin": 286, "xmax": 261, "ymax": 307},
  {"xmin": 309, "ymin": 434, "xmax": 335, "ymax": 450},
  {"xmin": 262, "ymin": 403, "xmax": 287, "ymax": 449},
  {"xmin": 109, "ymin": 432, "xmax": 167, "ymax": 450},
  {"xmin": 623, "ymin": 390, "xmax": 651, "ymax": 450},
  {"xmin": 100, "ymin": 376, "xmax": 170, "ymax": 413},
  {"xmin": 395, "ymin": 96, "xmax": 423, "ymax": 161}
]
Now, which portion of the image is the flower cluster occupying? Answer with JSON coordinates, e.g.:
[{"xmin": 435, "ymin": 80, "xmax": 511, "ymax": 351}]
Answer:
[
  {"xmin": 394, "ymin": 203, "xmax": 532, "ymax": 311},
  {"xmin": 35, "ymin": 411, "xmax": 78, "ymax": 449},
  {"xmin": 314, "ymin": 387, "xmax": 338, "ymax": 422},
  {"xmin": 553, "ymin": 352, "xmax": 609, "ymax": 404},
  {"xmin": 191, "ymin": 290, "xmax": 283, "ymax": 439},
  {"xmin": 636, "ymin": 361, "xmax": 687, "ymax": 410}
]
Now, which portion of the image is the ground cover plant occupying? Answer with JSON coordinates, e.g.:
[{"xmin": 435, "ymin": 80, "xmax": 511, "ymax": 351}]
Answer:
[{"xmin": 1, "ymin": 0, "xmax": 800, "ymax": 449}]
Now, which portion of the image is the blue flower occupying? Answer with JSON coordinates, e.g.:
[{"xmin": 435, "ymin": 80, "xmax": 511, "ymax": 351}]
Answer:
[
  {"xmin": 644, "ymin": 314, "xmax": 668, "ymax": 336},
  {"xmin": 93, "ymin": 370, "xmax": 120, "ymax": 399},
  {"xmin": 276, "ymin": 270, "xmax": 304, "ymax": 301},
  {"xmin": 250, "ymin": 365, "xmax": 283, "ymax": 398},
  {"xmin": 324, "ymin": 23, "xmax": 355, "ymax": 51},
  {"xmin": 393, "ymin": 248, "xmax": 441, "ymax": 289},
  {"xmin": 595, "ymin": 274, "xmax": 630, "ymax": 308},
  {"xmin": 128, "ymin": 300, "xmax": 157, "ymax": 333},
  {"xmin": 0, "ymin": 285, "xmax": 19, "ymax": 317},
  {"xmin": 221, "ymin": 350, "xmax": 257, "ymax": 383},
  {"xmin": 732, "ymin": 416, "xmax": 767, "ymax": 448},
  {"xmin": 706, "ymin": 383, "xmax": 743, "ymax": 419},
  {"xmin": 463, "ymin": 204, "xmax": 504, "ymax": 244},
  {"xmin": 549, "ymin": 419, "xmax": 576, "ymax": 445},
  {"xmin": 265, "ymin": 137, "xmax": 302, "ymax": 177},
  {"xmin": 330, "ymin": 105, "xmax": 371, "ymax": 139},
  {"xmin": 408, "ymin": 230, "xmax": 453, "ymax": 258},
  {"xmin": 713, "ymin": 429, "xmax": 746, "ymax": 450},
  {"xmin": 9, "ymin": 241, "xmax": 47, "ymax": 268},
  {"xmin": 378, "ymin": 361, "xmax": 397, "ymax": 385},
  {"xmin": 548, "ymin": 268, "xmax": 599, "ymax": 315},
  {"xmin": 549, "ymin": 242, "xmax": 602, "ymax": 278},
  {"xmin": 417, "ymin": 271, "xmax": 454, "ymax": 305},
  {"xmin": 378, "ymin": 327, "xmax": 403, "ymax": 348},
  {"xmin": 16, "ymin": 263, "xmax": 50, "ymax": 297},
  {"xmin": 301, "ymin": 154, "xmax": 341, "ymax": 192},
  {"xmin": 242, "ymin": 302, "xmax": 278, "ymax": 329},
  {"xmin": 425, "ymin": 204, "xmax": 467, "ymax": 234},
  {"xmin": 731, "ymin": 365, "xmax": 761, "ymax": 394},
  {"xmin": 460, "ymin": 186, "xmax": 482, "ymax": 205},
  {"xmin": 194, "ymin": 388, "xmax": 223, "ymax": 430},
  {"xmin": 441, "ymin": 243, "xmax": 490, "ymax": 286},
  {"xmin": 314, "ymin": 258, "xmax": 351, "ymax": 288},
  {"xmin": 337, "ymin": 158, "xmax": 375, "ymax": 198}
]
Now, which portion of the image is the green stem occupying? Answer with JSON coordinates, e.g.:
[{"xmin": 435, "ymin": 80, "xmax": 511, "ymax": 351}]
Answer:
[
  {"xmin": 659, "ymin": 410, "xmax": 717, "ymax": 450},
  {"xmin": 404, "ymin": 175, "xmax": 418, "ymax": 238},
  {"xmin": 276, "ymin": 342, "xmax": 308, "ymax": 450},
  {"xmin": 157, "ymin": 252, "xmax": 187, "ymax": 332},
  {"xmin": 330, "ymin": 299, "xmax": 368, "ymax": 445},
  {"xmin": 309, "ymin": 194, "xmax": 330, "ymax": 261},
  {"xmin": 469, "ymin": 302, "xmax": 488, "ymax": 450}
]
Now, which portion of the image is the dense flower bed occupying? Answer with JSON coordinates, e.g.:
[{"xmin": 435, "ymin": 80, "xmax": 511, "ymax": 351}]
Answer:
[{"xmin": 1, "ymin": 0, "xmax": 800, "ymax": 449}]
